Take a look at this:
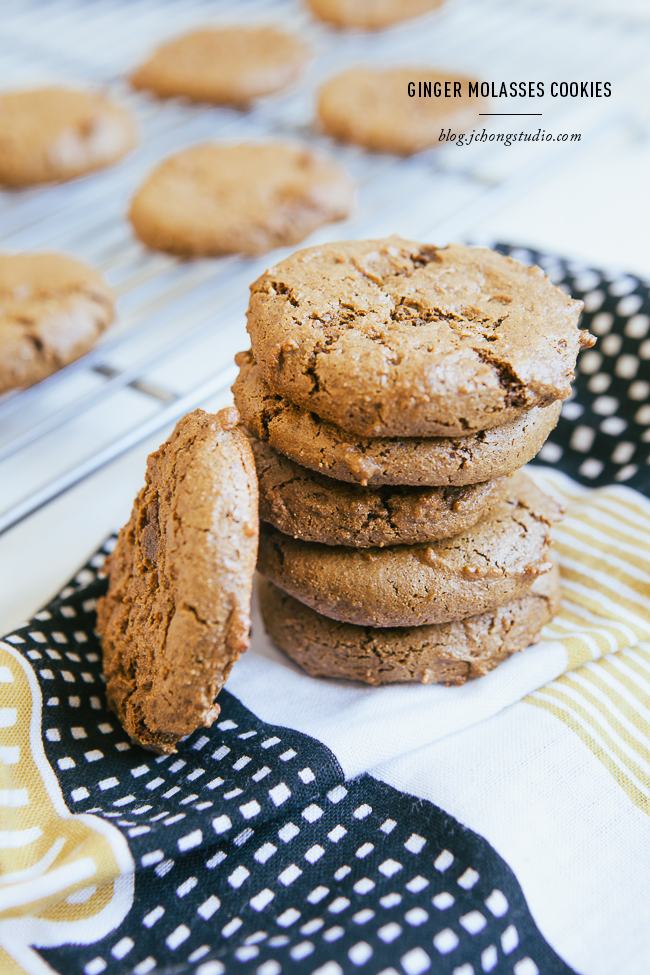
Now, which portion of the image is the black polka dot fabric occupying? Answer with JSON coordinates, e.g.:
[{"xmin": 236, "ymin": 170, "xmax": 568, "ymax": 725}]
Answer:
[
  {"xmin": 4, "ymin": 545, "xmax": 575, "ymax": 975},
  {"xmin": 495, "ymin": 245, "xmax": 650, "ymax": 497}
]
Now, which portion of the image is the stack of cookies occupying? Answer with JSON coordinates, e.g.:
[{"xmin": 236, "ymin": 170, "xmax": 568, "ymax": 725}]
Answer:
[{"xmin": 234, "ymin": 237, "xmax": 595, "ymax": 686}]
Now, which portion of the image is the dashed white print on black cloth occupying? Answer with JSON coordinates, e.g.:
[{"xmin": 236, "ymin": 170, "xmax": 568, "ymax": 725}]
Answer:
[{"xmin": 3, "ymin": 546, "xmax": 576, "ymax": 975}]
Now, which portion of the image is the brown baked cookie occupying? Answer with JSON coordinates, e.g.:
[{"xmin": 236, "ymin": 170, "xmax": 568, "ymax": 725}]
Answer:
[
  {"xmin": 306, "ymin": 0, "xmax": 444, "ymax": 29},
  {"xmin": 247, "ymin": 238, "xmax": 592, "ymax": 438},
  {"xmin": 0, "ymin": 88, "xmax": 135, "ymax": 187},
  {"xmin": 259, "ymin": 565, "xmax": 561, "ymax": 685},
  {"xmin": 0, "ymin": 252, "xmax": 114, "ymax": 394},
  {"xmin": 129, "ymin": 143, "xmax": 354, "ymax": 257},
  {"xmin": 317, "ymin": 68, "xmax": 483, "ymax": 154},
  {"xmin": 130, "ymin": 27, "xmax": 308, "ymax": 105},
  {"xmin": 251, "ymin": 434, "xmax": 513, "ymax": 547},
  {"xmin": 97, "ymin": 408, "xmax": 259, "ymax": 754},
  {"xmin": 257, "ymin": 472, "xmax": 563, "ymax": 627},
  {"xmin": 234, "ymin": 350, "xmax": 562, "ymax": 486}
]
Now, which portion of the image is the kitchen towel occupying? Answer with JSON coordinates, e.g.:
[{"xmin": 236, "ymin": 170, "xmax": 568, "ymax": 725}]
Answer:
[{"xmin": 1, "ymin": 247, "xmax": 649, "ymax": 975}]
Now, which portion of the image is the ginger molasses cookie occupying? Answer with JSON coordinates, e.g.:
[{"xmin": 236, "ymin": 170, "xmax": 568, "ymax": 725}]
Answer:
[
  {"xmin": 259, "ymin": 566, "xmax": 561, "ymax": 685},
  {"xmin": 252, "ymin": 434, "xmax": 513, "ymax": 547},
  {"xmin": 257, "ymin": 472, "xmax": 563, "ymax": 627},
  {"xmin": 0, "ymin": 252, "xmax": 114, "ymax": 394},
  {"xmin": 97, "ymin": 408, "xmax": 258, "ymax": 754},
  {"xmin": 317, "ymin": 68, "xmax": 483, "ymax": 154},
  {"xmin": 129, "ymin": 143, "xmax": 354, "ymax": 257},
  {"xmin": 247, "ymin": 237, "xmax": 592, "ymax": 438},
  {"xmin": 234, "ymin": 350, "xmax": 562, "ymax": 486},
  {"xmin": 130, "ymin": 27, "xmax": 308, "ymax": 105},
  {"xmin": 0, "ymin": 88, "xmax": 135, "ymax": 187},
  {"xmin": 307, "ymin": 0, "xmax": 444, "ymax": 29}
]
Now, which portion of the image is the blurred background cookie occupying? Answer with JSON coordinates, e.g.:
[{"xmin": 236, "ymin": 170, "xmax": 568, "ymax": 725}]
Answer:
[
  {"xmin": 0, "ymin": 252, "xmax": 114, "ymax": 394},
  {"xmin": 130, "ymin": 26, "xmax": 308, "ymax": 105},
  {"xmin": 0, "ymin": 87, "xmax": 136, "ymax": 186},
  {"xmin": 129, "ymin": 142, "xmax": 354, "ymax": 256},
  {"xmin": 306, "ymin": 0, "xmax": 445, "ymax": 30},
  {"xmin": 318, "ymin": 68, "xmax": 485, "ymax": 154}
]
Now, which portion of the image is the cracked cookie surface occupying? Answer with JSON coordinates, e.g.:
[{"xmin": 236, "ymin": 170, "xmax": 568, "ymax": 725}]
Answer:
[
  {"xmin": 130, "ymin": 142, "xmax": 354, "ymax": 257},
  {"xmin": 259, "ymin": 566, "xmax": 561, "ymax": 685},
  {"xmin": 234, "ymin": 350, "xmax": 562, "ymax": 486},
  {"xmin": 0, "ymin": 252, "xmax": 114, "ymax": 394},
  {"xmin": 97, "ymin": 408, "xmax": 259, "ymax": 754},
  {"xmin": 318, "ymin": 68, "xmax": 483, "ymax": 154},
  {"xmin": 256, "ymin": 472, "xmax": 563, "ymax": 627},
  {"xmin": 131, "ymin": 27, "xmax": 308, "ymax": 105},
  {"xmin": 251, "ymin": 433, "xmax": 512, "ymax": 547},
  {"xmin": 247, "ymin": 237, "xmax": 592, "ymax": 438},
  {"xmin": 0, "ymin": 87, "xmax": 135, "ymax": 186}
]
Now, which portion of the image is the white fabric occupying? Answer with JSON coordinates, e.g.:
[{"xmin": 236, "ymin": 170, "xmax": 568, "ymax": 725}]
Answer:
[{"xmin": 371, "ymin": 702, "xmax": 650, "ymax": 975}]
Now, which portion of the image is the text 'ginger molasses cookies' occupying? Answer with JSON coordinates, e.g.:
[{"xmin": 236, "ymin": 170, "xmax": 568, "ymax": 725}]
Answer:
[
  {"xmin": 0, "ymin": 88, "xmax": 135, "ymax": 187},
  {"xmin": 129, "ymin": 143, "xmax": 354, "ymax": 257},
  {"xmin": 234, "ymin": 350, "xmax": 562, "ymax": 486},
  {"xmin": 307, "ymin": 0, "xmax": 445, "ymax": 30},
  {"xmin": 0, "ymin": 252, "xmax": 114, "ymax": 394},
  {"xmin": 130, "ymin": 27, "xmax": 308, "ymax": 105},
  {"xmin": 247, "ymin": 237, "xmax": 593, "ymax": 438},
  {"xmin": 259, "ymin": 566, "xmax": 561, "ymax": 685},
  {"xmin": 318, "ymin": 68, "xmax": 484, "ymax": 155},
  {"xmin": 251, "ymin": 434, "xmax": 513, "ymax": 547},
  {"xmin": 257, "ymin": 472, "xmax": 563, "ymax": 627},
  {"xmin": 97, "ymin": 408, "xmax": 258, "ymax": 754}
]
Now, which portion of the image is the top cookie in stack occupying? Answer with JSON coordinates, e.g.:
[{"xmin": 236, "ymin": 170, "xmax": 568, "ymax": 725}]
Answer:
[{"xmin": 234, "ymin": 236, "xmax": 594, "ymax": 686}]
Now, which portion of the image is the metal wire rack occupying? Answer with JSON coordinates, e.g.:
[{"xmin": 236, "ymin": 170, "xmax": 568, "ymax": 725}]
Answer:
[{"xmin": 1, "ymin": 0, "xmax": 649, "ymax": 536}]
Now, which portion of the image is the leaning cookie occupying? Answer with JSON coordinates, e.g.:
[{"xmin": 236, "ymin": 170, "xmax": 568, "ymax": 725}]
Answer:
[
  {"xmin": 234, "ymin": 350, "xmax": 562, "ymax": 486},
  {"xmin": 247, "ymin": 237, "xmax": 592, "ymax": 439},
  {"xmin": 97, "ymin": 408, "xmax": 258, "ymax": 754},
  {"xmin": 259, "ymin": 566, "xmax": 561, "ymax": 685},
  {"xmin": 251, "ymin": 434, "xmax": 513, "ymax": 547},
  {"xmin": 0, "ymin": 252, "xmax": 114, "ymax": 394},
  {"xmin": 257, "ymin": 472, "xmax": 563, "ymax": 627},
  {"xmin": 131, "ymin": 27, "xmax": 308, "ymax": 105},
  {"xmin": 306, "ymin": 0, "xmax": 445, "ymax": 29},
  {"xmin": 129, "ymin": 143, "xmax": 354, "ymax": 257},
  {"xmin": 0, "ymin": 88, "xmax": 135, "ymax": 187},
  {"xmin": 318, "ymin": 68, "xmax": 483, "ymax": 154}
]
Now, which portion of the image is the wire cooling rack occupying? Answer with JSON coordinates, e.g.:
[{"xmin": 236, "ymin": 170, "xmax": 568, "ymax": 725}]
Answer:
[{"xmin": 1, "ymin": 0, "xmax": 649, "ymax": 536}]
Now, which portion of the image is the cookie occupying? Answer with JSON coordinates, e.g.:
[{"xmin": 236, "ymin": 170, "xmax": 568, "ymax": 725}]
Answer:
[
  {"xmin": 247, "ymin": 238, "xmax": 592, "ymax": 438},
  {"xmin": 259, "ymin": 565, "xmax": 561, "ymax": 685},
  {"xmin": 251, "ymin": 434, "xmax": 513, "ymax": 547},
  {"xmin": 257, "ymin": 472, "xmax": 563, "ymax": 627},
  {"xmin": 306, "ymin": 0, "xmax": 444, "ymax": 29},
  {"xmin": 97, "ymin": 408, "xmax": 259, "ymax": 754},
  {"xmin": 130, "ymin": 27, "xmax": 308, "ymax": 105},
  {"xmin": 234, "ymin": 350, "xmax": 562, "ymax": 486},
  {"xmin": 0, "ymin": 252, "xmax": 114, "ymax": 394},
  {"xmin": 0, "ymin": 88, "xmax": 135, "ymax": 187},
  {"xmin": 129, "ymin": 143, "xmax": 354, "ymax": 257},
  {"xmin": 317, "ymin": 68, "xmax": 483, "ymax": 154}
]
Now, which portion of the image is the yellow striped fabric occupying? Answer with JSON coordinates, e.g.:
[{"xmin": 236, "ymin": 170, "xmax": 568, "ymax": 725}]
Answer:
[
  {"xmin": 0, "ymin": 642, "xmax": 133, "ymax": 974},
  {"xmin": 525, "ymin": 469, "xmax": 650, "ymax": 815},
  {"xmin": 529, "ymin": 469, "xmax": 650, "ymax": 672},
  {"xmin": 526, "ymin": 646, "xmax": 650, "ymax": 816}
]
